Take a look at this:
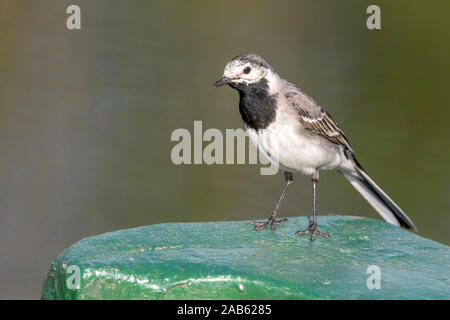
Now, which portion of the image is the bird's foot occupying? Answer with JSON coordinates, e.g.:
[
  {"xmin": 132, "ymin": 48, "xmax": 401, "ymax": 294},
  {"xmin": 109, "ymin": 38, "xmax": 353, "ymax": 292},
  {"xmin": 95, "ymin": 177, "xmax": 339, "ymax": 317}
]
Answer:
[
  {"xmin": 295, "ymin": 218, "xmax": 330, "ymax": 240},
  {"xmin": 248, "ymin": 216, "xmax": 287, "ymax": 231}
]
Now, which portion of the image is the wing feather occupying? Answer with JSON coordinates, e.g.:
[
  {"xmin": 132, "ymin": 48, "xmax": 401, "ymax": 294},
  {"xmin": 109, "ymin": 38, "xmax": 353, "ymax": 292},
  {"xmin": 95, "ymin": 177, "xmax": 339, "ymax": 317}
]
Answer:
[
  {"xmin": 283, "ymin": 81, "xmax": 352, "ymax": 151},
  {"xmin": 300, "ymin": 111, "xmax": 351, "ymax": 149}
]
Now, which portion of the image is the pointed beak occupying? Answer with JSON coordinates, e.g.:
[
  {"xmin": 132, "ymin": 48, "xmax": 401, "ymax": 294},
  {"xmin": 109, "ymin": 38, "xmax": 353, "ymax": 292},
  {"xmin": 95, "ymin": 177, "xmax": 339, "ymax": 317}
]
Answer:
[{"xmin": 212, "ymin": 76, "xmax": 231, "ymax": 88}]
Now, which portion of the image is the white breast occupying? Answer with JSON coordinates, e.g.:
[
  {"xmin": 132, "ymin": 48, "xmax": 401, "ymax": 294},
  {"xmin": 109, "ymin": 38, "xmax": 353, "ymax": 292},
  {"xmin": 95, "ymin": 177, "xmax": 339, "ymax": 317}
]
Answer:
[{"xmin": 245, "ymin": 108, "xmax": 344, "ymax": 176}]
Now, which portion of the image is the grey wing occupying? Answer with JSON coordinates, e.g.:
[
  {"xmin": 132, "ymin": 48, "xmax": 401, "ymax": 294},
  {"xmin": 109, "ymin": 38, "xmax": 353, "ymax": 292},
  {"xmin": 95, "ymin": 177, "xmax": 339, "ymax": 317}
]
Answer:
[{"xmin": 283, "ymin": 80, "xmax": 353, "ymax": 152}]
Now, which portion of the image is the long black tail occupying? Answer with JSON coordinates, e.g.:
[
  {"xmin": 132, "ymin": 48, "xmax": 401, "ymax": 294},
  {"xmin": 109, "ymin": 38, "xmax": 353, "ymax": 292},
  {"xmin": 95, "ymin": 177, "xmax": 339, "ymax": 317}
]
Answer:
[{"xmin": 342, "ymin": 167, "xmax": 417, "ymax": 231}]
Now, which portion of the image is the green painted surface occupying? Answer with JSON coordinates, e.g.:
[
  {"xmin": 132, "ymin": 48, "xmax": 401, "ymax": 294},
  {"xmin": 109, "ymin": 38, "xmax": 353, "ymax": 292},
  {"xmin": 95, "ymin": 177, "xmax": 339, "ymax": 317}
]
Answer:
[{"xmin": 41, "ymin": 216, "xmax": 450, "ymax": 299}]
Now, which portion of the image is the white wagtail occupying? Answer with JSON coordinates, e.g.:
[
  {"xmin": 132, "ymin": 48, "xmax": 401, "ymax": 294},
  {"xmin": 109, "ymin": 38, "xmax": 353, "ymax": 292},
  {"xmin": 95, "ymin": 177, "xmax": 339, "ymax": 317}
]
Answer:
[{"xmin": 213, "ymin": 53, "xmax": 417, "ymax": 240}]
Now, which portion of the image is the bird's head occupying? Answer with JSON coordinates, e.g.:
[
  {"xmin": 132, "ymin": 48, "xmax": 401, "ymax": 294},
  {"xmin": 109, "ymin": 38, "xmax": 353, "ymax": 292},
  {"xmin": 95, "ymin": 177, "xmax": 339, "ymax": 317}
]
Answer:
[{"xmin": 212, "ymin": 53, "xmax": 275, "ymax": 90}]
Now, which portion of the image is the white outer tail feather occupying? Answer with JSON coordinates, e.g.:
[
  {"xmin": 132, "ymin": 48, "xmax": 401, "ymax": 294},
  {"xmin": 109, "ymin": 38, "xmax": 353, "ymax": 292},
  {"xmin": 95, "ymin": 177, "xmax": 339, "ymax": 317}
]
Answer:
[{"xmin": 342, "ymin": 169, "xmax": 417, "ymax": 231}]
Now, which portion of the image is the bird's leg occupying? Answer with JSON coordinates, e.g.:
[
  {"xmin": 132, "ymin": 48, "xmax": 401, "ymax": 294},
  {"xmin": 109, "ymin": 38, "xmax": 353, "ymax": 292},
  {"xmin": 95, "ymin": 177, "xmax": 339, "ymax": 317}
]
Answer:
[
  {"xmin": 249, "ymin": 172, "xmax": 293, "ymax": 231},
  {"xmin": 296, "ymin": 169, "xmax": 330, "ymax": 240}
]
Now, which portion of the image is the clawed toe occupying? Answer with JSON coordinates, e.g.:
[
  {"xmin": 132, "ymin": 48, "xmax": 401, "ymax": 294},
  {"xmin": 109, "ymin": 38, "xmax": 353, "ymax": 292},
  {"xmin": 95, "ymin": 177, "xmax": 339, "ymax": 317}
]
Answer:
[
  {"xmin": 248, "ymin": 217, "xmax": 287, "ymax": 231},
  {"xmin": 296, "ymin": 222, "xmax": 330, "ymax": 240}
]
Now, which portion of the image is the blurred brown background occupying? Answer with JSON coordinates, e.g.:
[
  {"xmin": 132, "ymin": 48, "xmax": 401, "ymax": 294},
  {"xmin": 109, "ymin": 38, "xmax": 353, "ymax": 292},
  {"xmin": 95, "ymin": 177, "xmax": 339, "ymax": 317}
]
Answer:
[{"xmin": 0, "ymin": 0, "xmax": 449, "ymax": 299}]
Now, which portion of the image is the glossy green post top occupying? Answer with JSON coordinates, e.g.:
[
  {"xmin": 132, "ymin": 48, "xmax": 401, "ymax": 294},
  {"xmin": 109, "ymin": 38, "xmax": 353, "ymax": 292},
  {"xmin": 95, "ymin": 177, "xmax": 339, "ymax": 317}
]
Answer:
[{"xmin": 42, "ymin": 216, "xmax": 450, "ymax": 299}]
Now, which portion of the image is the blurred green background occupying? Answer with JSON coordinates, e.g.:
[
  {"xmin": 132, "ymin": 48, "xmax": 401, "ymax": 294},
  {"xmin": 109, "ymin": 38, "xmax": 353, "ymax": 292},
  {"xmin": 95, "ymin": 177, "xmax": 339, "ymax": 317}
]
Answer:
[{"xmin": 0, "ymin": 0, "xmax": 449, "ymax": 299}]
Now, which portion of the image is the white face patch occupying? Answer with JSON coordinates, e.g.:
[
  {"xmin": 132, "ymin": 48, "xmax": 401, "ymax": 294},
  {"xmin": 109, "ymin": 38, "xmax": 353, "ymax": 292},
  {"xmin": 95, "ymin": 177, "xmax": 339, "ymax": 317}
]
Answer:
[{"xmin": 222, "ymin": 60, "xmax": 268, "ymax": 85}]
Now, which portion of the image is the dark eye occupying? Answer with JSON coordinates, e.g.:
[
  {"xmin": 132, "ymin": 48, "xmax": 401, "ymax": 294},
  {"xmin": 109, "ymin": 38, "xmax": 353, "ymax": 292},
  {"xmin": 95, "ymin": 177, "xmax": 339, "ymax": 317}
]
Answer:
[{"xmin": 243, "ymin": 67, "xmax": 251, "ymax": 74}]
